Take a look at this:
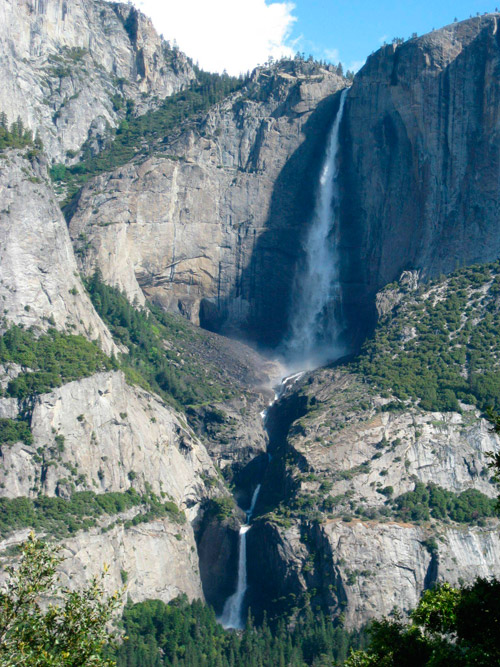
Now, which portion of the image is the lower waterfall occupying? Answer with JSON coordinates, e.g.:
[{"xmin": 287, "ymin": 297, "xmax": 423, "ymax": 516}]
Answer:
[{"xmin": 219, "ymin": 484, "xmax": 261, "ymax": 629}]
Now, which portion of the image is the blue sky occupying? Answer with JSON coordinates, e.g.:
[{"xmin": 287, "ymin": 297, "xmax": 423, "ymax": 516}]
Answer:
[
  {"xmin": 290, "ymin": 0, "xmax": 500, "ymax": 72},
  {"xmin": 133, "ymin": 0, "xmax": 500, "ymax": 74}
]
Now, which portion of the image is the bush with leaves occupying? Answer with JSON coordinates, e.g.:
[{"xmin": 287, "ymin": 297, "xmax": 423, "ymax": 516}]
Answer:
[
  {"xmin": 389, "ymin": 481, "xmax": 498, "ymax": 525},
  {"xmin": 0, "ymin": 534, "xmax": 121, "ymax": 666},
  {"xmin": 345, "ymin": 579, "xmax": 500, "ymax": 666}
]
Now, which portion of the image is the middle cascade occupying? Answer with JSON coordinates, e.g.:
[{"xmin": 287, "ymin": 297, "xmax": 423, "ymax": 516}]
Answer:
[{"xmin": 283, "ymin": 87, "xmax": 348, "ymax": 370}]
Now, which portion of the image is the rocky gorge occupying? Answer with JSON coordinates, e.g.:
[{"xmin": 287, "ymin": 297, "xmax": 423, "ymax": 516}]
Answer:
[{"xmin": 0, "ymin": 0, "xmax": 500, "ymax": 649}]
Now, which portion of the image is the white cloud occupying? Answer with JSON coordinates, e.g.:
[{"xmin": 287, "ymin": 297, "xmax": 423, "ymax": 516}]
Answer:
[
  {"xmin": 132, "ymin": 0, "xmax": 297, "ymax": 75},
  {"xmin": 347, "ymin": 59, "xmax": 365, "ymax": 73},
  {"xmin": 323, "ymin": 47, "xmax": 340, "ymax": 63}
]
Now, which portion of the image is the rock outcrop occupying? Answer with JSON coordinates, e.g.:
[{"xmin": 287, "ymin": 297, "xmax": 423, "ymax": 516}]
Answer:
[
  {"xmin": 248, "ymin": 365, "xmax": 500, "ymax": 627},
  {"xmin": 69, "ymin": 62, "xmax": 348, "ymax": 345},
  {"xmin": 340, "ymin": 14, "xmax": 500, "ymax": 340},
  {"xmin": 0, "ymin": 371, "xmax": 220, "ymax": 512},
  {"xmin": 0, "ymin": 0, "xmax": 194, "ymax": 161},
  {"xmin": 0, "ymin": 151, "xmax": 116, "ymax": 353},
  {"xmin": 249, "ymin": 517, "xmax": 500, "ymax": 628},
  {"xmin": 0, "ymin": 516, "xmax": 204, "ymax": 608}
]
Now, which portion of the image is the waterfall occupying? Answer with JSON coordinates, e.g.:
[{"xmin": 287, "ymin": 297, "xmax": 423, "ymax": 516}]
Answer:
[
  {"xmin": 219, "ymin": 525, "xmax": 251, "ymax": 629},
  {"xmin": 219, "ymin": 91, "xmax": 348, "ymax": 630},
  {"xmin": 219, "ymin": 484, "xmax": 261, "ymax": 630},
  {"xmin": 246, "ymin": 483, "xmax": 261, "ymax": 521},
  {"xmin": 284, "ymin": 88, "xmax": 348, "ymax": 370}
]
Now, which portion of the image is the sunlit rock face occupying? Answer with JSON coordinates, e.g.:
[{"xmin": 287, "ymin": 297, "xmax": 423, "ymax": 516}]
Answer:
[
  {"xmin": 0, "ymin": 152, "xmax": 116, "ymax": 353},
  {"xmin": 0, "ymin": 0, "xmax": 194, "ymax": 161}
]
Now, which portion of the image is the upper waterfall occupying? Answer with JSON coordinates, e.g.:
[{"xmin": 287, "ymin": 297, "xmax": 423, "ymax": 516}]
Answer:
[{"xmin": 283, "ymin": 88, "xmax": 348, "ymax": 370}]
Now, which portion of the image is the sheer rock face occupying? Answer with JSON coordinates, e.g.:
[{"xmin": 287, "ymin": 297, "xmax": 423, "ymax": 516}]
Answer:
[
  {"xmin": 0, "ymin": 369, "xmax": 225, "ymax": 605},
  {"xmin": 59, "ymin": 517, "xmax": 204, "ymax": 604},
  {"xmin": 0, "ymin": 0, "xmax": 194, "ymax": 160},
  {"xmin": 340, "ymin": 14, "xmax": 500, "ymax": 339},
  {"xmin": 0, "ymin": 152, "xmax": 116, "ymax": 354},
  {"xmin": 69, "ymin": 65, "xmax": 348, "ymax": 345},
  {"xmin": 0, "ymin": 518, "xmax": 204, "ymax": 607},
  {"xmin": 0, "ymin": 371, "xmax": 221, "ymax": 516},
  {"xmin": 250, "ymin": 519, "xmax": 500, "ymax": 629}
]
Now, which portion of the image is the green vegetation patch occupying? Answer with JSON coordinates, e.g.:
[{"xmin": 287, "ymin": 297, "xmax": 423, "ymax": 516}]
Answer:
[
  {"xmin": 0, "ymin": 418, "xmax": 32, "ymax": 446},
  {"xmin": 0, "ymin": 113, "xmax": 41, "ymax": 152},
  {"xmin": 266, "ymin": 477, "xmax": 497, "ymax": 528},
  {"xmin": 51, "ymin": 69, "xmax": 246, "ymax": 207},
  {"xmin": 85, "ymin": 272, "xmax": 235, "ymax": 410},
  {"xmin": 0, "ymin": 488, "xmax": 185, "ymax": 539},
  {"xmin": 110, "ymin": 596, "xmax": 366, "ymax": 667},
  {"xmin": 0, "ymin": 275, "xmax": 236, "ymax": 414},
  {"xmin": 390, "ymin": 482, "xmax": 498, "ymax": 525},
  {"xmin": 204, "ymin": 496, "xmax": 236, "ymax": 521},
  {"xmin": 355, "ymin": 262, "xmax": 500, "ymax": 412},
  {"xmin": 0, "ymin": 325, "xmax": 115, "ymax": 399}
]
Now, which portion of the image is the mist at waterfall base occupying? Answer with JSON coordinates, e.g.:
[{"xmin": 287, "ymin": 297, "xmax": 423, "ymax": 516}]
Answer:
[{"xmin": 281, "ymin": 88, "xmax": 348, "ymax": 373}]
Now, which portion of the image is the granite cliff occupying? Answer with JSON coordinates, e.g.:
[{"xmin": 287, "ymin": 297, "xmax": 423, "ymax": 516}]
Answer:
[
  {"xmin": 339, "ymin": 15, "xmax": 500, "ymax": 342},
  {"xmin": 68, "ymin": 61, "xmax": 347, "ymax": 345},
  {"xmin": 0, "ymin": 0, "xmax": 194, "ymax": 161}
]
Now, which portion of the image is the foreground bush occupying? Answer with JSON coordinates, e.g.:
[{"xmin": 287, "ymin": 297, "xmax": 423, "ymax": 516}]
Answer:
[{"xmin": 0, "ymin": 534, "xmax": 121, "ymax": 666}]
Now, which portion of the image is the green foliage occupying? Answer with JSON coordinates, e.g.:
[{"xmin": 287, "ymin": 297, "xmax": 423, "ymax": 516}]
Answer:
[
  {"xmin": 51, "ymin": 70, "xmax": 246, "ymax": 207},
  {"xmin": 345, "ymin": 579, "xmax": 500, "ymax": 666},
  {"xmin": 0, "ymin": 534, "xmax": 120, "ymax": 666},
  {"xmin": 0, "ymin": 113, "xmax": 36, "ymax": 151},
  {"xmin": 0, "ymin": 325, "xmax": 115, "ymax": 399},
  {"xmin": 85, "ymin": 273, "xmax": 233, "ymax": 410},
  {"xmin": 0, "ymin": 488, "xmax": 185, "ymax": 539},
  {"xmin": 0, "ymin": 417, "xmax": 33, "ymax": 446},
  {"xmin": 111, "ymin": 596, "xmax": 366, "ymax": 667},
  {"xmin": 355, "ymin": 262, "xmax": 500, "ymax": 412},
  {"xmin": 204, "ymin": 496, "xmax": 236, "ymax": 521},
  {"xmin": 390, "ymin": 481, "xmax": 498, "ymax": 525}
]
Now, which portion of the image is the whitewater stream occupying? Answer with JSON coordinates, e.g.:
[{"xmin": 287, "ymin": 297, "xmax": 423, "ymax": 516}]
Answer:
[
  {"xmin": 219, "ymin": 483, "xmax": 261, "ymax": 629},
  {"xmin": 219, "ymin": 88, "xmax": 348, "ymax": 630},
  {"xmin": 218, "ymin": 370, "xmax": 304, "ymax": 630}
]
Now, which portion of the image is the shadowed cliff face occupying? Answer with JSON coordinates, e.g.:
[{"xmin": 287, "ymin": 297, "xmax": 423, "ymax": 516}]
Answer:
[
  {"xmin": 339, "ymin": 14, "xmax": 500, "ymax": 343},
  {"xmin": 218, "ymin": 89, "xmax": 346, "ymax": 347}
]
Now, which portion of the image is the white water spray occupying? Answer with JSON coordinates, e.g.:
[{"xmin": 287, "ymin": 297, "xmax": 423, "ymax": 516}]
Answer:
[
  {"xmin": 246, "ymin": 483, "xmax": 261, "ymax": 521},
  {"xmin": 219, "ymin": 484, "xmax": 261, "ymax": 629},
  {"xmin": 284, "ymin": 88, "xmax": 348, "ymax": 370}
]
